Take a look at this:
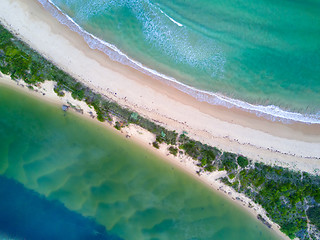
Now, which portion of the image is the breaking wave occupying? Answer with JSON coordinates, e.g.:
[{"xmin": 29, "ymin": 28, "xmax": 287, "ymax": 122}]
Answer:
[{"xmin": 38, "ymin": 0, "xmax": 320, "ymax": 124}]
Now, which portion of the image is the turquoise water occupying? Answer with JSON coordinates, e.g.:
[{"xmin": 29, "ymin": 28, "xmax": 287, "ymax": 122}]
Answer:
[
  {"xmin": 0, "ymin": 85, "xmax": 278, "ymax": 239},
  {"xmin": 40, "ymin": 0, "xmax": 320, "ymax": 123}
]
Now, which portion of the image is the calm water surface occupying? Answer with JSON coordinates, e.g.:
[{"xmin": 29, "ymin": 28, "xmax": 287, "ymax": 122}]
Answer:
[{"xmin": 0, "ymin": 85, "xmax": 279, "ymax": 239}]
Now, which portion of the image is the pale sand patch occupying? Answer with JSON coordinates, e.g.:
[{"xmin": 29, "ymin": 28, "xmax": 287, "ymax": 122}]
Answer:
[{"xmin": 0, "ymin": 76, "xmax": 289, "ymax": 239}]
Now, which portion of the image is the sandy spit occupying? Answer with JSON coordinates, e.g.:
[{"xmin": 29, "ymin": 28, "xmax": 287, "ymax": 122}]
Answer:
[
  {"xmin": 0, "ymin": 0, "xmax": 320, "ymax": 238},
  {"xmin": 0, "ymin": 0, "xmax": 319, "ymax": 175}
]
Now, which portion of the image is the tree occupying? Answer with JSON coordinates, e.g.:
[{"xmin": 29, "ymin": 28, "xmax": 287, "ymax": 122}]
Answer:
[
  {"xmin": 237, "ymin": 156, "xmax": 249, "ymax": 168},
  {"xmin": 168, "ymin": 146, "xmax": 178, "ymax": 156},
  {"xmin": 152, "ymin": 141, "xmax": 159, "ymax": 149},
  {"xmin": 307, "ymin": 206, "xmax": 320, "ymax": 230}
]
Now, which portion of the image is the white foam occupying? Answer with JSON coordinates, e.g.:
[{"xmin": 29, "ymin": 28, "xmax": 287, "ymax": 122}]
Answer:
[
  {"xmin": 158, "ymin": 8, "xmax": 183, "ymax": 27},
  {"xmin": 38, "ymin": 0, "xmax": 320, "ymax": 125}
]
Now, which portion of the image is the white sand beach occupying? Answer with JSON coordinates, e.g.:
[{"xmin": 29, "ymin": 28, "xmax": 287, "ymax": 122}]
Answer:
[{"xmin": 0, "ymin": 0, "xmax": 319, "ymax": 174}]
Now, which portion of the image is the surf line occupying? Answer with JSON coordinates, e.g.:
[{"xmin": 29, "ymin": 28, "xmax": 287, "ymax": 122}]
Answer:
[{"xmin": 38, "ymin": 0, "xmax": 320, "ymax": 125}]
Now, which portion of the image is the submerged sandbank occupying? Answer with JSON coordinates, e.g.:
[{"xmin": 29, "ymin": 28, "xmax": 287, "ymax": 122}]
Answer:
[
  {"xmin": 0, "ymin": 82, "xmax": 281, "ymax": 240},
  {"xmin": 0, "ymin": 58, "xmax": 289, "ymax": 240}
]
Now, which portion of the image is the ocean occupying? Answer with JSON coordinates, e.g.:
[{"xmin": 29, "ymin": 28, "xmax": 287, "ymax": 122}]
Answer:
[
  {"xmin": 38, "ymin": 0, "xmax": 320, "ymax": 123},
  {"xmin": 0, "ymin": 85, "xmax": 278, "ymax": 239}
]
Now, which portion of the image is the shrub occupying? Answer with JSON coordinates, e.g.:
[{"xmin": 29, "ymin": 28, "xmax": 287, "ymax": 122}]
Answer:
[
  {"xmin": 96, "ymin": 113, "xmax": 104, "ymax": 122},
  {"xmin": 152, "ymin": 141, "xmax": 159, "ymax": 149},
  {"xmin": 237, "ymin": 156, "xmax": 249, "ymax": 168},
  {"xmin": 156, "ymin": 135, "xmax": 164, "ymax": 143},
  {"xmin": 221, "ymin": 177, "xmax": 232, "ymax": 187},
  {"xmin": 228, "ymin": 173, "xmax": 235, "ymax": 179},
  {"xmin": 307, "ymin": 206, "xmax": 320, "ymax": 230},
  {"xmin": 221, "ymin": 152, "xmax": 238, "ymax": 172},
  {"xmin": 114, "ymin": 121, "xmax": 121, "ymax": 130},
  {"xmin": 168, "ymin": 146, "xmax": 178, "ymax": 156},
  {"xmin": 129, "ymin": 112, "xmax": 139, "ymax": 123},
  {"xmin": 54, "ymin": 85, "xmax": 65, "ymax": 97},
  {"xmin": 205, "ymin": 165, "xmax": 215, "ymax": 172}
]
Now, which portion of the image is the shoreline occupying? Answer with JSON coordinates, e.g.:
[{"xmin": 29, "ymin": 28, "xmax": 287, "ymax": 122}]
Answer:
[
  {"xmin": 0, "ymin": 0, "xmax": 320, "ymax": 238},
  {"xmin": 0, "ymin": 75, "xmax": 288, "ymax": 240},
  {"xmin": 39, "ymin": 0, "xmax": 320, "ymax": 125},
  {"xmin": 0, "ymin": 0, "xmax": 319, "ymax": 175}
]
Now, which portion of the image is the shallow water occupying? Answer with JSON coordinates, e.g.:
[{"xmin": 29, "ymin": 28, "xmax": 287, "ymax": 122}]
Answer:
[
  {"xmin": 45, "ymin": 0, "xmax": 319, "ymax": 121},
  {"xmin": 0, "ymin": 85, "xmax": 278, "ymax": 239}
]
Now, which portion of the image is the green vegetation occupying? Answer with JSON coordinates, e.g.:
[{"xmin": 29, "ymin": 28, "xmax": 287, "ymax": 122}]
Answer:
[
  {"xmin": 228, "ymin": 173, "xmax": 235, "ymax": 179},
  {"xmin": 220, "ymin": 152, "xmax": 238, "ymax": 172},
  {"xmin": 223, "ymin": 162, "xmax": 320, "ymax": 239},
  {"xmin": 53, "ymin": 85, "xmax": 65, "ymax": 97},
  {"xmin": 176, "ymin": 134, "xmax": 320, "ymax": 239},
  {"xmin": 237, "ymin": 156, "xmax": 249, "ymax": 168},
  {"xmin": 114, "ymin": 121, "xmax": 122, "ymax": 130},
  {"xmin": 1, "ymin": 23, "xmax": 319, "ymax": 240},
  {"xmin": 307, "ymin": 206, "xmax": 320, "ymax": 230},
  {"xmin": 179, "ymin": 134, "xmax": 221, "ymax": 165},
  {"xmin": 0, "ymin": 24, "xmax": 177, "ymax": 144},
  {"xmin": 168, "ymin": 146, "xmax": 178, "ymax": 156},
  {"xmin": 152, "ymin": 141, "xmax": 160, "ymax": 149}
]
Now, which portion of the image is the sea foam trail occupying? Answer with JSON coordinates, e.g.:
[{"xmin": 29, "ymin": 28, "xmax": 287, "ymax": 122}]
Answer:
[
  {"xmin": 158, "ymin": 8, "xmax": 183, "ymax": 27},
  {"xmin": 38, "ymin": 0, "xmax": 320, "ymax": 124}
]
